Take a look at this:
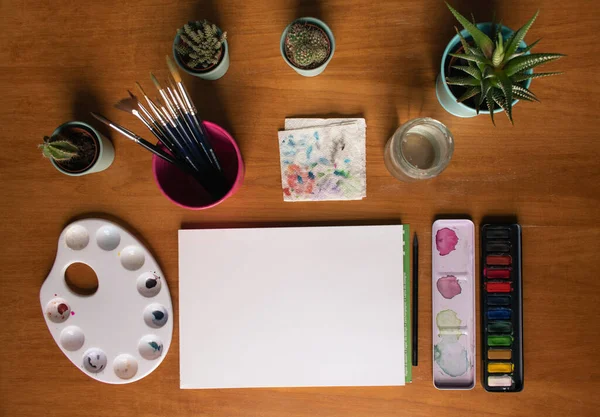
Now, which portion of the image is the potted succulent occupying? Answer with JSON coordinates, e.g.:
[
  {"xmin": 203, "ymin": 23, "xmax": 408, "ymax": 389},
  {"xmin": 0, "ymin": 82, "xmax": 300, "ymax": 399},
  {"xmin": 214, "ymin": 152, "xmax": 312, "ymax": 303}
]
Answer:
[
  {"xmin": 280, "ymin": 17, "xmax": 335, "ymax": 77},
  {"xmin": 436, "ymin": 3, "xmax": 564, "ymax": 124},
  {"xmin": 39, "ymin": 121, "xmax": 114, "ymax": 176},
  {"xmin": 173, "ymin": 20, "xmax": 229, "ymax": 80}
]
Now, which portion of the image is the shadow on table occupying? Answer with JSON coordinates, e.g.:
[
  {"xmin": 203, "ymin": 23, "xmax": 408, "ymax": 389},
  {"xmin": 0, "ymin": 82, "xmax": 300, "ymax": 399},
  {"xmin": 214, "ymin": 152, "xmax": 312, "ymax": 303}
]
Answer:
[
  {"xmin": 426, "ymin": 0, "xmax": 498, "ymax": 79},
  {"xmin": 71, "ymin": 83, "xmax": 113, "ymax": 143},
  {"xmin": 295, "ymin": 0, "xmax": 325, "ymax": 19}
]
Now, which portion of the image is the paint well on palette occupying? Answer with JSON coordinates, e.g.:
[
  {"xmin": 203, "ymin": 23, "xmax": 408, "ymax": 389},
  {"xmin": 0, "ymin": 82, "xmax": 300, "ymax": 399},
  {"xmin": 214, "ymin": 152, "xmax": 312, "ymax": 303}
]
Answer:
[
  {"xmin": 488, "ymin": 321, "xmax": 512, "ymax": 333},
  {"xmin": 487, "ymin": 255, "xmax": 512, "ymax": 266},
  {"xmin": 488, "ymin": 335, "xmax": 513, "ymax": 347},
  {"xmin": 487, "ymin": 308, "xmax": 511, "ymax": 320},
  {"xmin": 435, "ymin": 228, "xmax": 459, "ymax": 256},
  {"xmin": 436, "ymin": 275, "xmax": 462, "ymax": 299},
  {"xmin": 487, "ymin": 282, "xmax": 511, "ymax": 293},
  {"xmin": 485, "ymin": 268, "xmax": 511, "ymax": 279},
  {"xmin": 434, "ymin": 309, "xmax": 470, "ymax": 377},
  {"xmin": 488, "ymin": 375, "xmax": 512, "ymax": 387},
  {"xmin": 488, "ymin": 362, "xmax": 514, "ymax": 373},
  {"xmin": 488, "ymin": 349, "xmax": 512, "ymax": 360},
  {"xmin": 434, "ymin": 338, "xmax": 470, "ymax": 377}
]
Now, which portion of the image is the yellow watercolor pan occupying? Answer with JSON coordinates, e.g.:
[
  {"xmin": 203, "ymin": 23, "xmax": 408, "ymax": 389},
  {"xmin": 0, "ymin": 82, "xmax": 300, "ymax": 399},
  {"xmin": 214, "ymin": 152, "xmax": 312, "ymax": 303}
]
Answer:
[
  {"xmin": 488, "ymin": 362, "xmax": 514, "ymax": 373},
  {"xmin": 488, "ymin": 349, "xmax": 512, "ymax": 360}
]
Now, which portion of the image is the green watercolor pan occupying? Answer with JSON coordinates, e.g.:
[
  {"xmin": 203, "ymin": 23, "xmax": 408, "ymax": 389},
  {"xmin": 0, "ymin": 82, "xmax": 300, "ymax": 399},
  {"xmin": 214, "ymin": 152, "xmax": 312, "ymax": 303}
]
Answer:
[{"xmin": 481, "ymin": 224, "xmax": 523, "ymax": 392}]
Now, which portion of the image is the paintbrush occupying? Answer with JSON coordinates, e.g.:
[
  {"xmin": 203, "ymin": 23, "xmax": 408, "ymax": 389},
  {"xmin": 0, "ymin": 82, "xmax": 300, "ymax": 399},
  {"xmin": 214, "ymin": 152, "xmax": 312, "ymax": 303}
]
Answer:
[
  {"xmin": 166, "ymin": 55, "xmax": 222, "ymax": 171},
  {"xmin": 135, "ymin": 83, "xmax": 200, "ymax": 168},
  {"xmin": 90, "ymin": 112, "xmax": 177, "ymax": 165},
  {"xmin": 114, "ymin": 96, "xmax": 172, "ymax": 149},
  {"xmin": 91, "ymin": 112, "xmax": 225, "ymax": 198},
  {"xmin": 121, "ymin": 92, "xmax": 205, "ymax": 175},
  {"xmin": 150, "ymin": 74, "xmax": 210, "ymax": 165},
  {"xmin": 166, "ymin": 80, "xmax": 216, "ymax": 169},
  {"xmin": 154, "ymin": 95, "xmax": 208, "ymax": 166}
]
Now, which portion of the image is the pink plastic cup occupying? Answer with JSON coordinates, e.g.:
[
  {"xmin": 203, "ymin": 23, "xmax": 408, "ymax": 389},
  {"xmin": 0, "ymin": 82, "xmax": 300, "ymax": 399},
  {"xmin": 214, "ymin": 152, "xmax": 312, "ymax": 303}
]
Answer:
[{"xmin": 152, "ymin": 121, "xmax": 244, "ymax": 210}]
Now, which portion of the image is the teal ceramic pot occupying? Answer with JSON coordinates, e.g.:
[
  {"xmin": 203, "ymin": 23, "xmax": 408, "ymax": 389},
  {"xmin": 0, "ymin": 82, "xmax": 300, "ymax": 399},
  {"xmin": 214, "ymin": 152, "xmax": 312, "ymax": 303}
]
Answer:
[
  {"xmin": 436, "ymin": 22, "xmax": 532, "ymax": 118},
  {"xmin": 50, "ymin": 121, "xmax": 114, "ymax": 176},
  {"xmin": 173, "ymin": 31, "xmax": 229, "ymax": 81},
  {"xmin": 280, "ymin": 17, "xmax": 335, "ymax": 77}
]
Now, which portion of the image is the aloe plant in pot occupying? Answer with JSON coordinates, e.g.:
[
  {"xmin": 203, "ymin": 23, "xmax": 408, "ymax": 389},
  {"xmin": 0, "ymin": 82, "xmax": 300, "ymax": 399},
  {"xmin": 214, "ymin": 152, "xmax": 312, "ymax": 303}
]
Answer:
[{"xmin": 436, "ymin": 3, "xmax": 564, "ymax": 124}]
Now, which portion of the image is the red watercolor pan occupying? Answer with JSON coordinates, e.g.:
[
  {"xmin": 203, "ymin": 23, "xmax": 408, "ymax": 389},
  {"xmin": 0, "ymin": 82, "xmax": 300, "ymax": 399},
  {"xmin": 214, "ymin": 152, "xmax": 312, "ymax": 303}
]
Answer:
[
  {"xmin": 486, "ymin": 282, "xmax": 511, "ymax": 293},
  {"xmin": 485, "ymin": 268, "xmax": 511, "ymax": 279},
  {"xmin": 486, "ymin": 255, "xmax": 512, "ymax": 266}
]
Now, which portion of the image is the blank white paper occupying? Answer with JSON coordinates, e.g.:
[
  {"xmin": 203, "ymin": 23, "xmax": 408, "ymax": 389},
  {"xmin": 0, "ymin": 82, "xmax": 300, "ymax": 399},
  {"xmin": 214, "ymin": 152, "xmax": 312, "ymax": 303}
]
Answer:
[{"xmin": 178, "ymin": 225, "xmax": 406, "ymax": 389}]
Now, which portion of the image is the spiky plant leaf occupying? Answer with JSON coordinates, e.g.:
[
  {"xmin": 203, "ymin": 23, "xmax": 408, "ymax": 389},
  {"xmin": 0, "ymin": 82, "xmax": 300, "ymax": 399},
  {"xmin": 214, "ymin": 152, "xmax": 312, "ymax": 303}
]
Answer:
[
  {"xmin": 504, "ymin": 10, "xmax": 539, "ymax": 61},
  {"xmin": 485, "ymin": 89, "xmax": 496, "ymax": 125},
  {"xmin": 452, "ymin": 65, "xmax": 481, "ymax": 80},
  {"xmin": 496, "ymin": 72, "xmax": 514, "ymax": 123},
  {"xmin": 446, "ymin": 2, "xmax": 494, "ymax": 58},
  {"xmin": 504, "ymin": 53, "xmax": 564, "ymax": 76},
  {"xmin": 456, "ymin": 86, "xmax": 480, "ymax": 103},
  {"xmin": 446, "ymin": 76, "xmax": 480, "ymax": 86},
  {"xmin": 492, "ymin": 33, "xmax": 505, "ymax": 67},
  {"xmin": 479, "ymin": 78, "xmax": 492, "ymax": 106},
  {"xmin": 515, "ymin": 38, "xmax": 542, "ymax": 56},
  {"xmin": 449, "ymin": 53, "xmax": 491, "ymax": 66},
  {"xmin": 39, "ymin": 138, "xmax": 79, "ymax": 161},
  {"xmin": 512, "ymin": 89, "xmax": 535, "ymax": 102},
  {"xmin": 511, "ymin": 71, "xmax": 562, "ymax": 82},
  {"xmin": 512, "ymin": 84, "xmax": 539, "ymax": 102},
  {"xmin": 492, "ymin": 89, "xmax": 514, "ymax": 124}
]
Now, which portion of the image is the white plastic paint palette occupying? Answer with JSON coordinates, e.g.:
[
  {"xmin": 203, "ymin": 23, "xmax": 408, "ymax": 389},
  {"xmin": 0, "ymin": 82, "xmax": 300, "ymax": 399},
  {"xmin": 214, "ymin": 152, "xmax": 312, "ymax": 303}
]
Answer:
[
  {"xmin": 40, "ymin": 219, "xmax": 173, "ymax": 384},
  {"xmin": 431, "ymin": 219, "xmax": 475, "ymax": 390}
]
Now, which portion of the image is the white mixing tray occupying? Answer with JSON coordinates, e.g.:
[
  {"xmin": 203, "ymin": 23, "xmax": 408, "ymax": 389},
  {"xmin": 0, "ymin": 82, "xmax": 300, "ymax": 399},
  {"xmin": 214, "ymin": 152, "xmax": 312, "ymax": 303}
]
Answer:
[{"xmin": 40, "ymin": 218, "xmax": 173, "ymax": 384}]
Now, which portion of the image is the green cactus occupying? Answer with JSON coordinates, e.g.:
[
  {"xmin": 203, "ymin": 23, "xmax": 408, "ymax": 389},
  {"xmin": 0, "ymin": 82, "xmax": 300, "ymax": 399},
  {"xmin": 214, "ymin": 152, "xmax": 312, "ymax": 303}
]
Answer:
[
  {"xmin": 175, "ymin": 20, "xmax": 227, "ymax": 70},
  {"xmin": 39, "ymin": 136, "xmax": 80, "ymax": 161},
  {"xmin": 285, "ymin": 23, "xmax": 330, "ymax": 69}
]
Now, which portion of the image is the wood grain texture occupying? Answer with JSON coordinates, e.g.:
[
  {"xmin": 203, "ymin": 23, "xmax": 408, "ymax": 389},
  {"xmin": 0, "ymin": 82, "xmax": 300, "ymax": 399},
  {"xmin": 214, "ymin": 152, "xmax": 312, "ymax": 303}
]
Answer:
[{"xmin": 1, "ymin": 0, "xmax": 599, "ymax": 416}]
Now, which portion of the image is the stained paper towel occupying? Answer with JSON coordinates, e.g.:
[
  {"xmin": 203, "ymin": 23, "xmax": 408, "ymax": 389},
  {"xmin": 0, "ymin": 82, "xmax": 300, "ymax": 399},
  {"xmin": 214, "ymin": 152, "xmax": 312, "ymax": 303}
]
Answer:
[{"xmin": 278, "ymin": 118, "xmax": 366, "ymax": 201}]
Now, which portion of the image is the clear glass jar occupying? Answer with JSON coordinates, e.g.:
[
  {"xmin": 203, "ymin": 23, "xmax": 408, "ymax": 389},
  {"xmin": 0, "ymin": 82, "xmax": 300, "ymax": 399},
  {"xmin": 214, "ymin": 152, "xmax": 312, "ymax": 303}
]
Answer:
[{"xmin": 384, "ymin": 117, "xmax": 454, "ymax": 182}]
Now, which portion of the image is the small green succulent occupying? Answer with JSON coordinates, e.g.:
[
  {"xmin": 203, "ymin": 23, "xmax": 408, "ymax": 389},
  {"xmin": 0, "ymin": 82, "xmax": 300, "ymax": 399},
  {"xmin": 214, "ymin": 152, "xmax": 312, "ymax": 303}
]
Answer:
[
  {"xmin": 39, "ymin": 136, "xmax": 80, "ymax": 161},
  {"xmin": 285, "ymin": 23, "xmax": 329, "ymax": 68},
  {"xmin": 445, "ymin": 2, "xmax": 564, "ymax": 124},
  {"xmin": 175, "ymin": 20, "xmax": 227, "ymax": 70}
]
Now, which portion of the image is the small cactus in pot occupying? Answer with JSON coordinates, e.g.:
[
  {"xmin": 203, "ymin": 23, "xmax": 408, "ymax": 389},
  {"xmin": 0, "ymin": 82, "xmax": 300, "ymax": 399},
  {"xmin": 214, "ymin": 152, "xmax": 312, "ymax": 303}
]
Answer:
[
  {"xmin": 39, "ymin": 122, "xmax": 114, "ymax": 176},
  {"xmin": 39, "ymin": 136, "xmax": 80, "ymax": 161},
  {"xmin": 284, "ymin": 22, "xmax": 330, "ymax": 69},
  {"xmin": 175, "ymin": 20, "xmax": 227, "ymax": 71}
]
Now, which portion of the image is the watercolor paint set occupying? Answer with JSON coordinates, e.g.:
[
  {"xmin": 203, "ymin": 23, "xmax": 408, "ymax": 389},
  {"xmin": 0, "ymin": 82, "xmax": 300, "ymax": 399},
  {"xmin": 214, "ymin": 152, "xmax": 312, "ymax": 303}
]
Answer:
[
  {"xmin": 432, "ymin": 219, "xmax": 476, "ymax": 389},
  {"xmin": 481, "ymin": 224, "xmax": 523, "ymax": 392}
]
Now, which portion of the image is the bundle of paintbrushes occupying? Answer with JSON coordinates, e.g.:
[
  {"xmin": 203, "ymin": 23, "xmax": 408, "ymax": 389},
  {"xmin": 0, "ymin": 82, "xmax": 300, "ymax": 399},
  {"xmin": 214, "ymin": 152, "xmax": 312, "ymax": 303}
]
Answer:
[{"xmin": 91, "ymin": 56, "xmax": 228, "ymax": 200}]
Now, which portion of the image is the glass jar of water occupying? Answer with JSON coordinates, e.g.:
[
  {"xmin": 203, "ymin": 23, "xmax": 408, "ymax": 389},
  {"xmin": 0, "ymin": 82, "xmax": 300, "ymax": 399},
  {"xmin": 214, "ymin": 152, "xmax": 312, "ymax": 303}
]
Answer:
[{"xmin": 384, "ymin": 118, "xmax": 454, "ymax": 182}]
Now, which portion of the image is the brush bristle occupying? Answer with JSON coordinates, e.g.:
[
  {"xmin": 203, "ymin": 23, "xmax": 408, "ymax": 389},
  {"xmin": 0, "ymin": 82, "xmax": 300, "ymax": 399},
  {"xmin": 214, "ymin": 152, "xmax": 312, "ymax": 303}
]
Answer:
[
  {"xmin": 127, "ymin": 89, "xmax": 137, "ymax": 100},
  {"xmin": 150, "ymin": 73, "xmax": 163, "ymax": 91},
  {"xmin": 135, "ymin": 82, "xmax": 147, "ymax": 98},
  {"xmin": 114, "ymin": 97, "xmax": 138, "ymax": 114},
  {"xmin": 166, "ymin": 55, "xmax": 182, "ymax": 83}
]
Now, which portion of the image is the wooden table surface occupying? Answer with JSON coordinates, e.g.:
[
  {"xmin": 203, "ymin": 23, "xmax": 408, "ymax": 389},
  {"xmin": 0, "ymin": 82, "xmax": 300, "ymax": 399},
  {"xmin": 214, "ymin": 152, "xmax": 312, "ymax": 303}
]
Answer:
[{"xmin": 1, "ymin": 0, "xmax": 599, "ymax": 416}]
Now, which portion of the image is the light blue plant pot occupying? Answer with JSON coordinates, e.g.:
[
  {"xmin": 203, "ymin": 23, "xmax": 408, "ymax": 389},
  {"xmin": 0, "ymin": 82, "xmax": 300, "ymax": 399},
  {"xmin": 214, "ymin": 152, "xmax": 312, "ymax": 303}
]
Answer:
[
  {"xmin": 173, "ymin": 32, "xmax": 229, "ymax": 81},
  {"xmin": 436, "ymin": 22, "xmax": 532, "ymax": 118},
  {"xmin": 280, "ymin": 17, "xmax": 335, "ymax": 77},
  {"xmin": 50, "ymin": 121, "xmax": 114, "ymax": 176}
]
